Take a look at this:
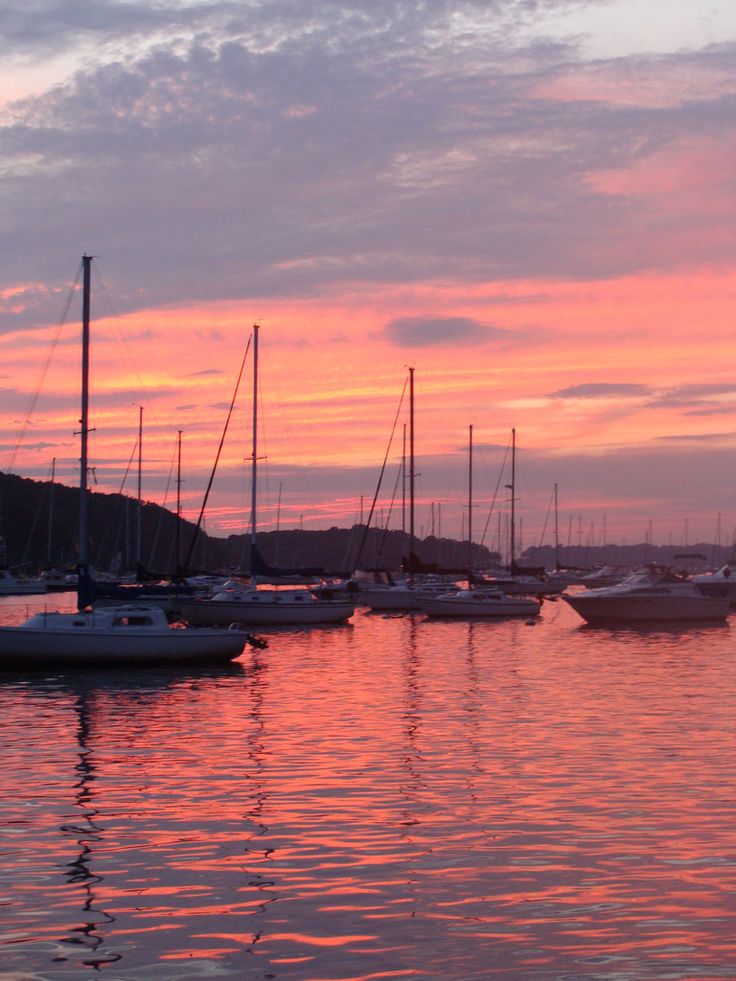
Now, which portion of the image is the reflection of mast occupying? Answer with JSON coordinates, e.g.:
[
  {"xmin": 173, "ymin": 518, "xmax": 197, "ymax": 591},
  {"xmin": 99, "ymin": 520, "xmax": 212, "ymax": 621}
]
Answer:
[
  {"xmin": 59, "ymin": 689, "xmax": 118, "ymax": 968},
  {"xmin": 241, "ymin": 647, "xmax": 277, "ymax": 949}
]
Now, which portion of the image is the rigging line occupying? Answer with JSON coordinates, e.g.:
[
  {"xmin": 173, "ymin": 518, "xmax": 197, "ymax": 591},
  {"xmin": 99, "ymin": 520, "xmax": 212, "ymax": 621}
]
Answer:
[
  {"xmin": 376, "ymin": 452, "xmax": 405, "ymax": 562},
  {"xmin": 183, "ymin": 334, "xmax": 252, "ymax": 572},
  {"xmin": 537, "ymin": 486, "xmax": 554, "ymax": 549},
  {"xmin": 353, "ymin": 374, "xmax": 409, "ymax": 569},
  {"xmin": 478, "ymin": 437, "xmax": 511, "ymax": 551},
  {"xmin": 8, "ymin": 262, "xmax": 83, "ymax": 475}
]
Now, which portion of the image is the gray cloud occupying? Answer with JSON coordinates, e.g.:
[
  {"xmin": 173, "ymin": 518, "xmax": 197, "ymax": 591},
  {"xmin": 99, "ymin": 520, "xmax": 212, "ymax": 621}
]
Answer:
[
  {"xmin": 549, "ymin": 383, "xmax": 652, "ymax": 399},
  {"xmin": 0, "ymin": 4, "xmax": 732, "ymax": 333},
  {"xmin": 384, "ymin": 316, "xmax": 506, "ymax": 347}
]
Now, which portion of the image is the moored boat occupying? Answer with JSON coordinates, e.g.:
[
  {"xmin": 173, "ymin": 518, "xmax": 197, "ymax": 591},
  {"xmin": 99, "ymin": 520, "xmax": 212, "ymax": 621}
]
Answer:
[
  {"xmin": 0, "ymin": 256, "xmax": 261, "ymax": 669},
  {"xmin": 421, "ymin": 587, "xmax": 541, "ymax": 618},
  {"xmin": 562, "ymin": 565, "xmax": 730, "ymax": 624}
]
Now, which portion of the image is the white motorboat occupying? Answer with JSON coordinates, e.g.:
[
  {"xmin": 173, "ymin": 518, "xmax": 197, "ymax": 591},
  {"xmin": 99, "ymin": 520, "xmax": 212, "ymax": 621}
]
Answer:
[
  {"xmin": 578, "ymin": 565, "xmax": 630, "ymax": 589},
  {"xmin": 691, "ymin": 564, "xmax": 736, "ymax": 605},
  {"xmin": 0, "ymin": 256, "xmax": 261, "ymax": 669},
  {"xmin": 562, "ymin": 565, "xmax": 730, "ymax": 624},
  {"xmin": 0, "ymin": 605, "xmax": 252, "ymax": 667},
  {"xmin": 421, "ymin": 587, "xmax": 541, "ymax": 618}
]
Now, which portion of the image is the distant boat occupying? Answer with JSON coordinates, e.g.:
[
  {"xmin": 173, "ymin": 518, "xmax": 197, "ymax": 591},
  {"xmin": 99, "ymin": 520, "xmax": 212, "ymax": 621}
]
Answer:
[
  {"xmin": 562, "ymin": 565, "xmax": 730, "ymax": 624},
  {"xmin": 0, "ymin": 256, "xmax": 258, "ymax": 669},
  {"xmin": 420, "ymin": 426, "xmax": 541, "ymax": 619},
  {"xmin": 175, "ymin": 323, "xmax": 354, "ymax": 627},
  {"xmin": 0, "ymin": 567, "xmax": 47, "ymax": 596}
]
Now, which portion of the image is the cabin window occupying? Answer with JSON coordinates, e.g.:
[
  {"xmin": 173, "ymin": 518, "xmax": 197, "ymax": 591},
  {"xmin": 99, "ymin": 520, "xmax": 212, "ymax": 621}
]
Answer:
[{"xmin": 113, "ymin": 615, "xmax": 154, "ymax": 626}]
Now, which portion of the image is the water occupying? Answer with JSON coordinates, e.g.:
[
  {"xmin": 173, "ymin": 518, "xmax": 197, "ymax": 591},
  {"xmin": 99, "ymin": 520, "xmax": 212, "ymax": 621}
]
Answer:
[{"xmin": 2, "ymin": 593, "xmax": 736, "ymax": 979}]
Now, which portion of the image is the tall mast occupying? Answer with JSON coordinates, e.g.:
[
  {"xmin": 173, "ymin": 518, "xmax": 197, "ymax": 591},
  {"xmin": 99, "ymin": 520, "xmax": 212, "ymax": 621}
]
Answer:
[
  {"xmin": 136, "ymin": 404, "xmax": 143, "ymax": 565},
  {"xmin": 468, "ymin": 423, "xmax": 473, "ymax": 579},
  {"xmin": 408, "ymin": 366, "xmax": 415, "ymax": 581},
  {"xmin": 175, "ymin": 429, "xmax": 182, "ymax": 573},
  {"xmin": 249, "ymin": 324, "xmax": 260, "ymax": 581},
  {"xmin": 509, "ymin": 427, "xmax": 516, "ymax": 567},
  {"xmin": 554, "ymin": 482, "xmax": 560, "ymax": 570},
  {"xmin": 79, "ymin": 255, "xmax": 92, "ymax": 574},
  {"xmin": 47, "ymin": 457, "xmax": 56, "ymax": 566}
]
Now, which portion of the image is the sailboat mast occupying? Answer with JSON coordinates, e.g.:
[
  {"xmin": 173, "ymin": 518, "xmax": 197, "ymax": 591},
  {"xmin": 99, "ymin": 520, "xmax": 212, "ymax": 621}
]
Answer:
[
  {"xmin": 79, "ymin": 255, "xmax": 92, "ymax": 573},
  {"xmin": 136, "ymin": 404, "xmax": 143, "ymax": 565},
  {"xmin": 468, "ymin": 423, "xmax": 473, "ymax": 578},
  {"xmin": 554, "ymin": 481, "xmax": 560, "ymax": 570},
  {"xmin": 249, "ymin": 324, "xmax": 260, "ymax": 576},
  {"xmin": 175, "ymin": 430, "xmax": 182, "ymax": 572},
  {"xmin": 408, "ymin": 366, "xmax": 415, "ymax": 580},
  {"xmin": 509, "ymin": 427, "xmax": 516, "ymax": 567},
  {"xmin": 47, "ymin": 457, "xmax": 56, "ymax": 566}
]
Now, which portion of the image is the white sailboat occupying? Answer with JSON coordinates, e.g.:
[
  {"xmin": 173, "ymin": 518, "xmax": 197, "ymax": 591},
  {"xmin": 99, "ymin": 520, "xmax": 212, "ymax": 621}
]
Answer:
[
  {"xmin": 421, "ymin": 425, "xmax": 541, "ymax": 619},
  {"xmin": 176, "ymin": 324, "xmax": 355, "ymax": 627},
  {"xmin": 0, "ymin": 256, "xmax": 255, "ymax": 668}
]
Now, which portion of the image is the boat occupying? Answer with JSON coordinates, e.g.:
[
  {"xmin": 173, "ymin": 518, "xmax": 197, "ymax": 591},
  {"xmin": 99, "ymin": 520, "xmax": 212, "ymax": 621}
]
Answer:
[
  {"xmin": 174, "ymin": 324, "xmax": 354, "ymax": 627},
  {"xmin": 474, "ymin": 429, "xmax": 562, "ymax": 598},
  {"xmin": 422, "ymin": 587, "xmax": 541, "ymax": 618},
  {"xmin": 0, "ymin": 566, "xmax": 47, "ymax": 595},
  {"xmin": 692, "ymin": 563, "xmax": 736, "ymax": 605},
  {"xmin": 0, "ymin": 256, "xmax": 259, "ymax": 668},
  {"xmin": 0, "ymin": 605, "xmax": 256, "ymax": 667},
  {"xmin": 578, "ymin": 564, "xmax": 630, "ymax": 589},
  {"xmin": 177, "ymin": 583, "xmax": 355, "ymax": 626},
  {"xmin": 419, "ymin": 425, "xmax": 541, "ymax": 619},
  {"xmin": 561, "ymin": 565, "xmax": 730, "ymax": 624}
]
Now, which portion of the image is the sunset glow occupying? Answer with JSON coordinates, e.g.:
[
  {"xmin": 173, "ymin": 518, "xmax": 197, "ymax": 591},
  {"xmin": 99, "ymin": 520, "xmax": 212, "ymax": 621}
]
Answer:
[{"xmin": 1, "ymin": 1, "xmax": 734, "ymax": 548}]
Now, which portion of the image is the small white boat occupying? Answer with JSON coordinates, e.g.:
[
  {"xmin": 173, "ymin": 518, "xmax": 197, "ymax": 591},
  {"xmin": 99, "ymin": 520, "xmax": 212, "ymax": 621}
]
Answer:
[
  {"xmin": 0, "ymin": 256, "xmax": 263, "ymax": 670},
  {"xmin": 0, "ymin": 568, "xmax": 47, "ymax": 595},
  {"xmin": 361, "ymin": 579, "xmax": 459, "ymax": 612},
  {"xmin": 562, "ymin": 565, "xmax": 730, "ymax": 624},
  {"xmin": 0, "ymin": 605, "xmax": 252, "ymax": 667},
  {"xmin": 175, "ymin": 586, "xmax": 355, "ymax": 626},
  {"xmin": 421, "ymin": 587, "xmax": 541, "ymax": 618}
]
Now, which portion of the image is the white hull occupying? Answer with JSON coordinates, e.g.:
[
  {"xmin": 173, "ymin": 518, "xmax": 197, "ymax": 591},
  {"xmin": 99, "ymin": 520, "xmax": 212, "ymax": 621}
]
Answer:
[
  {"xmin": 563, "ymin": 593, "xmax": 729, "ymax": 624},
  {"xmin": 175, "ymin": 592, "xmax": 355, "ymax": 626},
  {"xmin": 422, "ymin": 590, "xmax": 541, "ymax": 618},
  {"xmin": 0, "ymin": 607, "xmax": 249, "ymax": 667}
]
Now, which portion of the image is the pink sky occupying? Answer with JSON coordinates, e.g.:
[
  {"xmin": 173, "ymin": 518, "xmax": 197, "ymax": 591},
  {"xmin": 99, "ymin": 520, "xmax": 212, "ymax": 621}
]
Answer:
[{"xmin": 1, "ymin": 1, "xmax": 734, "ymax": 549}]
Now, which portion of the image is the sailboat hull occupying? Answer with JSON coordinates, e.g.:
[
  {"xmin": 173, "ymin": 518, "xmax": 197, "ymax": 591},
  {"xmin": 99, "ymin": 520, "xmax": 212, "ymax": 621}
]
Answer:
[{"xmin": 174, "ymin": 592, "xmax": 355, "ymax": 626}]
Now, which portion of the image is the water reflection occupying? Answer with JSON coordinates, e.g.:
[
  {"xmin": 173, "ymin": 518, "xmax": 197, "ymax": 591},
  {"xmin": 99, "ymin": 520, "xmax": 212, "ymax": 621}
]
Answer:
[{"xmin": 3, "ymin": 607, "xmax": 736, "ymax": 978}]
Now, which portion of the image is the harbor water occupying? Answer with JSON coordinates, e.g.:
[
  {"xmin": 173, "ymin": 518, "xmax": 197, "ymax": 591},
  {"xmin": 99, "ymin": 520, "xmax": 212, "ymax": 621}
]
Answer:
[{"xmin": 2, "ymin": 593, "xmax": 736, "ymax": 979}]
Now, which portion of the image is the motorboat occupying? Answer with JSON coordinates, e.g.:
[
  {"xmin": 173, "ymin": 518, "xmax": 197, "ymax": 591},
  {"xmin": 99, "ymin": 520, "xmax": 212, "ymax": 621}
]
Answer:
[
  {"xmin": 421, "ymin": 587, "xmax": 541, "ymax": 618},
  {"xmin": 562, "ymin": 565, "xmax": 730, "ymax": 624},
  {"xmin": 691, "ymin": 564, "xmax": 736, "ymax": 606},
  {"xmin": 0, "ymin": 605, "xmax": 254, "ymax": 667},
  {"xmin": 578, "ymin": 565, "xmax": 630, "ymax": 589},
  {"xmin": 174, "ymin": 585, "xmax": 355, "ymax": 626}
]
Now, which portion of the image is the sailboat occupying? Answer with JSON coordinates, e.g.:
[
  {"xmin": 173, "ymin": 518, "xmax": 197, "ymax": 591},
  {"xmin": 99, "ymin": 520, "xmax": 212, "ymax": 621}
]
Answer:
[
  {"xmin": 475, "ymin": 429, "xmax": 562, "ymax": 598},
  {"xmin": 175, "ymin": 324, "xmax": 355, "ymax": 627},
  {"xmin": 360, "ymin": 368, "xmax": 459, "ymax": 611},
  {"xmin": 421, "ymin": 426, "xmax": 541, "ymax": 618},
  {"xmin": 0, "ymin": 256, "xmax": 257, "ymax": 668}
]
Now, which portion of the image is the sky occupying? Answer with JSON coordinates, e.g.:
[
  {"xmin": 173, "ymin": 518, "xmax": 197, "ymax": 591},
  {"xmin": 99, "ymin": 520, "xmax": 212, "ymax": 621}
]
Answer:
[{"xmin": 0, "ymin": 0, "xmax": 735, "ymax": 556}]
